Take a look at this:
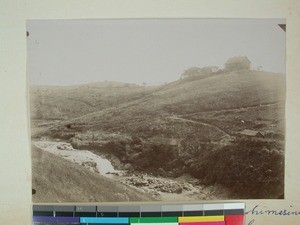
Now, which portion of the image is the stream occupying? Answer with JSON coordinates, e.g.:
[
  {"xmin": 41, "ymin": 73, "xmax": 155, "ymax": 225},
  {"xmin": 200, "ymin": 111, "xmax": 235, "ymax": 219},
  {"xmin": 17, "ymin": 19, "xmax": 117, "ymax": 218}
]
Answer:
[
  {"xmin": 34, "ymin": 140, "xmax": 117, "ymax": 175},
  {"xmin": 33, "ymin": 140, "xmax": 232, "ymax": 201}
]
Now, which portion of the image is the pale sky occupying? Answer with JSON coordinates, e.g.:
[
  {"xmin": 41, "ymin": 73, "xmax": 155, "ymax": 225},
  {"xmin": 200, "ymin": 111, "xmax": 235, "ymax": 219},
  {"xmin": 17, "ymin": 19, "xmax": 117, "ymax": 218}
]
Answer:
[{"xmin": 27, "ymin": 19, "xmax": 285, "ymax": 86}]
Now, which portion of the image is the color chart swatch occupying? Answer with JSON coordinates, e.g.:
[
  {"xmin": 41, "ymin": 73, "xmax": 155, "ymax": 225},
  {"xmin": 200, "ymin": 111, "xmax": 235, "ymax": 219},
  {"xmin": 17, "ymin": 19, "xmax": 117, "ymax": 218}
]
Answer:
[{"xmin": 32, "ymin": 203, "xmax": 245, "ymax": 225}]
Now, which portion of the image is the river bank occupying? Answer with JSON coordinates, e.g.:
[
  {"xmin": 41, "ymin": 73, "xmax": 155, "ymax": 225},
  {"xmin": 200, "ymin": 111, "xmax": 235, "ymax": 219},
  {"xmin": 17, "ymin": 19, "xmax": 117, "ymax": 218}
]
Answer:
[{"xmin": 33, "ymin": 140, "xmax": 231, "ymax": 201}]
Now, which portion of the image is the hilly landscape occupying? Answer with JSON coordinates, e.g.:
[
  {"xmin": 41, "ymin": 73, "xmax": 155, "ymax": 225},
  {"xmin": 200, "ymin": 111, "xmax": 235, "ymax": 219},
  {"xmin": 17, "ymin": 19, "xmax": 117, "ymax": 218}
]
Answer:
[{"xmin": 30, "ymin": 69, "xmax": 285, "ymax": 201}]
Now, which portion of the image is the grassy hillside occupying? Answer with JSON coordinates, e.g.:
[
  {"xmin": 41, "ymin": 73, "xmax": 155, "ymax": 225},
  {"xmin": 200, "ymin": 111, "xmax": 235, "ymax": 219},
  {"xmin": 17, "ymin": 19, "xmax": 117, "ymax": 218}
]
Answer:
[
  {"xmin": 36, "ymin": 71, "xmax": 284, "ymax": 141},
  {"xmin": 30, "ymin": 81, "xmax": 157, "ymax": 120},
  {"xmin": 31, "ymin": 71, "xmax": 285, "ymax": 122},
  {"xmin": 71, "ymin": 71, "xmax": 285, "ymax": 122},
  {"xmin": 153, "ymin": 70, "xmax": 285, "ymax": 114},
  {"xmin": 31, "ymin": 69, "xmax": 285, "ymax": 199},
  {"xmin": 181, "ymin": 103, "xmax": 285, "ymax": 138},
  {"xmin": 32, "ymin": 145, "xmax": 155, "ymax": 202}
]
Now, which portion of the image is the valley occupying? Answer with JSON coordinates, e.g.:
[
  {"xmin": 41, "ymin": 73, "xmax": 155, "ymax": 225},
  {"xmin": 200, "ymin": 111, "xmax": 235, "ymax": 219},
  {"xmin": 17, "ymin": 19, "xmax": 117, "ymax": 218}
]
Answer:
[
  {"xmin": 33, "ymin": 140, "xmax": 231, "ymax": 202},
  {"xmin": 30, "ymin": 69, "xmax": 285, "ymax": 201}
]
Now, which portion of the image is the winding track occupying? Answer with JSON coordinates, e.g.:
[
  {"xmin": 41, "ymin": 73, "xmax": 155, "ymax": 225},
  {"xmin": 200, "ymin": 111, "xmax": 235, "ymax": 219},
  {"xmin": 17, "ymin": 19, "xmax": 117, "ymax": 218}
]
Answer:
[{"xmin": 167, "ymin": 115, "xmax": 231, "ymax": 138}]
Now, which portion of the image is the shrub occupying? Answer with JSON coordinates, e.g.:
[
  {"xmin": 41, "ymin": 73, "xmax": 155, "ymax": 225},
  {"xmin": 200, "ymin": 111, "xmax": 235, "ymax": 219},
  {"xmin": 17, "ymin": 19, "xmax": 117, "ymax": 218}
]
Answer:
[{"xmin": 189, "ymin": 139, "xmax": 284, "ymax": 198}]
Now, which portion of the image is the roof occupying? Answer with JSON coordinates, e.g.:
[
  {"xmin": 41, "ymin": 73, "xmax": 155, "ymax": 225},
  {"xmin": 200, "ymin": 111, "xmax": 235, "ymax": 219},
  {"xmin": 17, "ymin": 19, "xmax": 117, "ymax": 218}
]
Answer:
[
  {"xmin": 225, "ymin": 56, "xmax": 251, "ymax": 64},
  {"xmin": 240, "ymin": 129, "xmax": 263, "ymax": 137}
]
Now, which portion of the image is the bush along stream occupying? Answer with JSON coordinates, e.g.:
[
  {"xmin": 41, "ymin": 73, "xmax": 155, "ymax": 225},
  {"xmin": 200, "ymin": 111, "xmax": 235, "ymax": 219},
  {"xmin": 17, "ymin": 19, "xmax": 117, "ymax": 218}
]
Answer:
[
  {"xmin": 33, "ymin": 139, "xmax": 232, "ymax": 201},
  {"xmin": 69, "ymin": 134, "xmax": 284, "ymax": 199}
]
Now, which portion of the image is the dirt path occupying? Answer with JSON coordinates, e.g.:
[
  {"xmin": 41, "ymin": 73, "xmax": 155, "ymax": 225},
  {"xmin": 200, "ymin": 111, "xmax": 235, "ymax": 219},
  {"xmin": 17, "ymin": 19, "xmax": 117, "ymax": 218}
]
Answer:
[
  {"xmin": 179, "ymin": 102, "xmax": 280, "ymax": 116},
  {"xmin": 168, "ymin": 115, "xmax": 231, "ymax": 137}
]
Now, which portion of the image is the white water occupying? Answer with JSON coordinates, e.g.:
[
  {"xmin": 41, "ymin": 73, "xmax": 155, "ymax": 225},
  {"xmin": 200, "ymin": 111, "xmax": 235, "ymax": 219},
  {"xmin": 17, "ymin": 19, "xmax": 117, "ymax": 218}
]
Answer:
[
  {"xmin": 34, "ymin": 140, "xmax": 117, "ymax": 175},
  {"xmin": 33, "ymin": 140, "xmax": 231, "ymax": 201}
]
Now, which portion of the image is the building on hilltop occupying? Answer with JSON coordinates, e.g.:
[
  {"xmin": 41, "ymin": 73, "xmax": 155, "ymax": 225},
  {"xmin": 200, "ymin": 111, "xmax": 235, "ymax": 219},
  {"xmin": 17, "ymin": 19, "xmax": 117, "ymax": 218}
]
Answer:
[
  {"xmin": 180, "ymin": 67, "xmax": 202, "ymax": 79},
  {"xmin": 180, "ymin": 66, "xmax": 218, "ymax": 79},
  {"xmin": 224, "ymin": 56, "xmax": 251, "ymax": 71}
]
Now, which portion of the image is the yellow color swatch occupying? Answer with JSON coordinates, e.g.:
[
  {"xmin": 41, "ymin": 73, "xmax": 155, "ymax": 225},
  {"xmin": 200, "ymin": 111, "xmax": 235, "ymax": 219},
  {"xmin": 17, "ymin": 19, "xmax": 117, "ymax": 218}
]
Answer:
[{"xmin": 178, "ymin": 216, "xmax": 224, "ymax": 222}]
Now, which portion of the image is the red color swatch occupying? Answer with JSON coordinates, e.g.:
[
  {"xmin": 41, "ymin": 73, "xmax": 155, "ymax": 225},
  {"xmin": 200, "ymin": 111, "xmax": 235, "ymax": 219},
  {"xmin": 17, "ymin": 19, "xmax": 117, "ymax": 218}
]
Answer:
[{"xmin": 225, "ymin": 215, "xmax": 245, "ymax": 225}]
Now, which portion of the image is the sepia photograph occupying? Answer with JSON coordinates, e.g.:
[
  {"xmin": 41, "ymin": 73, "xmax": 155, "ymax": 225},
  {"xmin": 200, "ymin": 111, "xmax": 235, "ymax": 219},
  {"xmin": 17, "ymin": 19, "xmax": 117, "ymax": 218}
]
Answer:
[{"xmin": 27, "ymin": 19, "xmax": 285, "ymax": 202}]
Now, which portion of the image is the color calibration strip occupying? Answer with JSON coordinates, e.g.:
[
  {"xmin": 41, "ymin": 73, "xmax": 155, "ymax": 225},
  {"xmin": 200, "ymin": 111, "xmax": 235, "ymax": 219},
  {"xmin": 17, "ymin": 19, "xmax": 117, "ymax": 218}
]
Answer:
[{"xmin": 32, "ymin": 203, "xmax": 245, "ymax": 225}]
